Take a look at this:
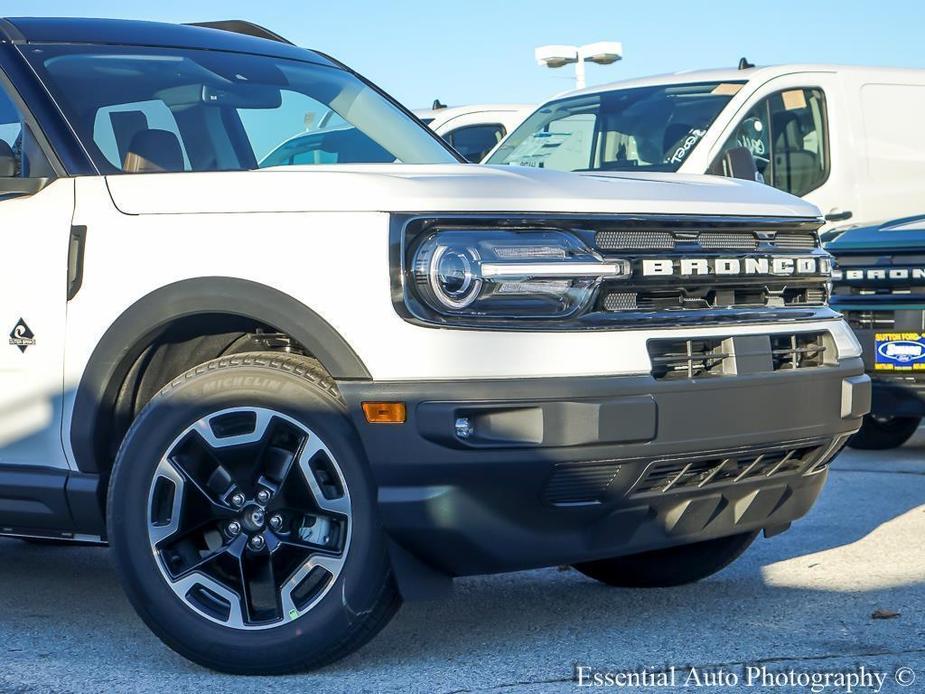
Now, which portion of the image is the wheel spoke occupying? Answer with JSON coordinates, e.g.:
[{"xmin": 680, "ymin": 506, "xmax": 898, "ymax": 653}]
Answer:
[
  {"xmin": 240, "ymin": 550, "xmax": 281, "ymax": 623},
  {"xmin": 150, "ymin": 456, "xmax": 237, "ymax": 549},
  {"xmin": 279, "ymin": 552, "xmax": 345, "ymax": 620},
  {"xmin": 172, "ymin": 459, "xmax": 237, "ymax": 519},
  {"xmin": 168, "ymin": 572, "xmax": 247, "ymax": 629},
  {"xmin": 297, "ymin": 436, "xmax": 350, "ymax": 516},
  {"xmin": 172, "ymin": 534, "xmax": 246, "ymax": 581},
  {"xmin": 194, "ymin": 408, "xmax": 274, "ymax": 449},
  {"xmin": 148, "ymin": 457, "xmax": 185, "ymax": 546}
]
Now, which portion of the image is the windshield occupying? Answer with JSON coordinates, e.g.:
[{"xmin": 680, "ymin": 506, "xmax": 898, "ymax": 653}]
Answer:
[
  {"xmin": 486, "ymin": 81, "xmax": 743, "ymax": 172},
  {"xmin": 24, "ymin": 44, "xmax": 457, "ymax": 173}
]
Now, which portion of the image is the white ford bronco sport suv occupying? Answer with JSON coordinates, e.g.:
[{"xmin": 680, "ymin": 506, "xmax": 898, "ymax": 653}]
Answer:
[{"xmin": 0, "ymin": 17, "xmax": 869, "ymax": 674}]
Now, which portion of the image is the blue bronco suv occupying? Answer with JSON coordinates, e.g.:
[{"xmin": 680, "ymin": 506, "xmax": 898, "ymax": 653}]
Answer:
[{"xmin": 827, "ymin": 215, "xmax": 925, "ymax": 449}]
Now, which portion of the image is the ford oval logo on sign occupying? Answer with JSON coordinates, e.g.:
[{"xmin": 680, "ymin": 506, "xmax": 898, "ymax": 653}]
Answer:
[{"xmin": 877, "ymin": 340, "xmax": 925, "ymax": 363}]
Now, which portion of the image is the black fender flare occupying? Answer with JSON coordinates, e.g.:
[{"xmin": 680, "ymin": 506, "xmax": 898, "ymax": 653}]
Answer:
[{"xmin": 69, "ymin": 277, "xmax": 370, "ymax": 473}]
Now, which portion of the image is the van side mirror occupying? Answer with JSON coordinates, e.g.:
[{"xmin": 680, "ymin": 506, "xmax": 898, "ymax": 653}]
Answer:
[{"xmin": 711, "ymin": 146, "xmax": 759, "ymax": 182}]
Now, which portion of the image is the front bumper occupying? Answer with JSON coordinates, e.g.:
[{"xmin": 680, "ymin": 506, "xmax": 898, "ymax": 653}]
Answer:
[{"xmin": 339, "ymin": 359, "xmax": 869, "ymax": 578}]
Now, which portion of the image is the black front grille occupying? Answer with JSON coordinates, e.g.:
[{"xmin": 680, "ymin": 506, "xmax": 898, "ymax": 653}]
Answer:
[
  {"xmin": 594, "ymin": 229, "xmax": 817, "ymax": 252},
  {"xmin": 698, "ymin": 232, "xmax": 757, "ymax": 249},
  {"xmin": 772, "ymin": 234, "xmax": 817, "ymax": 250},
  {"xmin": 595, "ymin": 230, "xmax": 674, "ymax": 250},
  {"xmin": 632, "ymin": 442, "xmax": 828, "ymax": 496},
  {"xmin": 843, "ymin": 310, "xmax": 896, "ymax": 330},
  {"xmin": 804, "ymin": 288, "xmax": 826, "ymax": 304},
  {"xmin": 648, "ymin": 332, "xmax": 830, "ymax": 380},
  {"xmin": 602, "ymin": 285, "xmax": 826, "ymax": 312},
  {"xmin": 833, "ymin": 285, "xmax": 925, "ymax": 297},
  {"xmin": 398, "ymin": 214, "xmax": 831, "ymax": 330},
  {"xmin": 591, "ymin": 221, "xmax": 828, "ymax": 319},
  {"xmin": 603, "ymin": 292, "xmax": 638, "ymax": 311}
]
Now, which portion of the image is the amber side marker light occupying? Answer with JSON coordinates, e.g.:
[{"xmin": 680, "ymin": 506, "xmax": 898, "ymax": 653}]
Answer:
[{"xmin": 362, "ymin": 402, "xmax": 407, "ymax": 424}]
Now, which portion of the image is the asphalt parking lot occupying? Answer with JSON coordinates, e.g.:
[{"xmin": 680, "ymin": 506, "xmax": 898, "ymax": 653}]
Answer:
[{"xmin": 1, "ymin": 436, "xmax": 922, "ymax": 694}]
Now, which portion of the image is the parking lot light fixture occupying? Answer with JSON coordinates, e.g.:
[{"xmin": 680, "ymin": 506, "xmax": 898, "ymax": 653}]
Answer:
[{"xmin": 535, "ymin": 41, "xmax": 623, "ymax": 89}]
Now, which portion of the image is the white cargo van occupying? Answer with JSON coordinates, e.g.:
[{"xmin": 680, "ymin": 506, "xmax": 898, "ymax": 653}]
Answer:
[{"xmin": 486, "ymin": 64, "xmax": 925, "ymax": 227}]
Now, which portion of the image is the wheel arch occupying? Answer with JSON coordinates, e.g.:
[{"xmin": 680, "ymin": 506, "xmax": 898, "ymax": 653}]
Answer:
[{"xmin": 69, "ymin": 276, "xmax": 370, "ymax": 474}]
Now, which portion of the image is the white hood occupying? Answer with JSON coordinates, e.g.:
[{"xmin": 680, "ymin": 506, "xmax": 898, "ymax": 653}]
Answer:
[{"xmin": 105, "ymin": 163, "xmax": 822, "ymax": 219}]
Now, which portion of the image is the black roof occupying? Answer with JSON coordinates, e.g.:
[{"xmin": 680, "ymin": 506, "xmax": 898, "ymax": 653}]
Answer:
[{"xmin": 0, "ymin": 17, "xmax": 334, "ymax": 65}]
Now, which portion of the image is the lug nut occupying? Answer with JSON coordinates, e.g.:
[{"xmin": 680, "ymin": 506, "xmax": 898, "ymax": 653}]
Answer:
[
  {"xmin": 230, "ymin": 492, "xmax": 246, "ymax": 508},
  {"xmin": 249, "ymin": 534, "xmax": 266, "ymax": 551},
  {"xmin": 269, "ymin": 514, "xmax": 283, "ymax": 531},
  {"xmin": 227, "ymin": 521, "xmax": 241, "ymax": 536},
  {"xmin": 455, "ymin": 417, "xmax": 474, "ymax": 439},
  {"xmin": 256, "ymin": 489, "xmax": 271, "ymax": 504}
]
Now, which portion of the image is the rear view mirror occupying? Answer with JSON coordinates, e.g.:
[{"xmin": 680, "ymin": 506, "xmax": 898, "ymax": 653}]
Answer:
[
  {"xmin": 712, "ymin": 146, "xmax": 760, "ymax": 182},
  {"xmin": 201, "ymin": 84, "xmax": 282, "ymax": 109}
]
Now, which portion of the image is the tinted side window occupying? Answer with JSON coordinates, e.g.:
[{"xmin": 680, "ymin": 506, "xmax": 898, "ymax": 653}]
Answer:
[
  {"xmin": 443, "ymin": 123, "xmax": 506, "ymax": 162},
  {"xmin": 0, "ymin": 86, "xmax": 53, "ymax": 179},
  {"xmin": 714, "ymin": 87, "xmax": 828, "ymax": 196}
]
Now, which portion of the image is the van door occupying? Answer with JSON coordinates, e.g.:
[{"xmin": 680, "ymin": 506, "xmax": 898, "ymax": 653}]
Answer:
[
  {"xmin": 857, "ymin": 82, "xmax": 925, "ymax": 222},
  {"xmin": 708, "ymin": 74, "xmax": 854, "ymax": 224}
]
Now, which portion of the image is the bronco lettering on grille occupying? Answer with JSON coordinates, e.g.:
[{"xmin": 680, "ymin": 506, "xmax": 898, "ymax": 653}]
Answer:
[
  {"xmin": 641, "ymin": 256, "xmax": 822, "ymax": 278},
  {"xmin": 840, "ymin": 267, "xmax": 925, "ymax": 281}
]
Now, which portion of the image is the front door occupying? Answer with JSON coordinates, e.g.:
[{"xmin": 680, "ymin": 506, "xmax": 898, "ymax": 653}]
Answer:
[
  {"xmin": 709, "ymin": 74, "xmax": 855, "ymax": 226},
  {"xmin": 0, "ymin": 78, "xmax": 73, "ymax": 469}
]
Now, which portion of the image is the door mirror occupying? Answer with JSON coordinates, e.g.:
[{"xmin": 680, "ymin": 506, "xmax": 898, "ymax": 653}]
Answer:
[
  {"xmin": 0, "ymin": 140, "xmax": 15, "ymax": 177},
  {"xmin": 712, "ymin": 146, "xmax": 759, "ymax": 182},
  {"xmin": 0, "ymin": 177, "xmax": 51, "ymax": 198}
]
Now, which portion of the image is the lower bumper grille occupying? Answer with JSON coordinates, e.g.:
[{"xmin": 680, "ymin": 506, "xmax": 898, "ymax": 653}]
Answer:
[
  {"xmin": 770, "ymin": 333, "xmax": 828, "ymax": 370},
  {"xmin": 632, "ymin": 441, "xmax": 832, "ymax": 497},
  {"xmin": 649, "ymin": 338, "xmax": 728, "ymax": 379},
  {"xmin": 543, "ymin": 462, "xmax": 622, "ymax": 505},
  {"xmin": 648, "ymin": 332, "xmax": 830, "ymax": 380}
]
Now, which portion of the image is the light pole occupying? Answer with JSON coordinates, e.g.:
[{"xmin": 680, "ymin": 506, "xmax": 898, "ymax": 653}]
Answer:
[{"xmin": 535, "ymin": 42, "xmax": 623, "ymax": 90}]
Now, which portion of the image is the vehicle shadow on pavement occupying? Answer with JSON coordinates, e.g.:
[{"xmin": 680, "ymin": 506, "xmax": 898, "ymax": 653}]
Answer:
[{"xmin": 0, "ymin": 441, "xmax": 921, "ymax": 692}]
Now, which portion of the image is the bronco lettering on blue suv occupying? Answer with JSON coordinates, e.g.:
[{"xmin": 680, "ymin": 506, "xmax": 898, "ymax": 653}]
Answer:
[{"xmin": 0, "ymin": 17, "xmax": 870, "ymax": 674}]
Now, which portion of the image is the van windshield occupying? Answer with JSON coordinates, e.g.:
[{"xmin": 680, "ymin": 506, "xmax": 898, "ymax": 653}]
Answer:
[
  {"xmin": 24, "ymin": 44, "xmax": 458, "ymax": 173},
  {"xmin": 486, "ymin": 81, "xmax": 743, "ymax": 172}
]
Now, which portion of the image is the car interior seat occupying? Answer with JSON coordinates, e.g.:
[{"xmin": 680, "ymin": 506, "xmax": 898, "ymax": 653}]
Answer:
[
  {"xmin": 122, "ymin": 129, "xmax": 185, "ymax": 173},
  {"xmin": 772, "ymin": 112, "xmax": 819, "ymax": 195}
]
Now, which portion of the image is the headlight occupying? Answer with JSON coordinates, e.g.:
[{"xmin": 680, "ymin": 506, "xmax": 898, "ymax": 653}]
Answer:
[
  {"xmin": 830, "ymin": 319, "xmax": 863, "ymax": 359},
  {"xmin": 408, "ymin": 229, "xmax": 629, "ymax": 320}
]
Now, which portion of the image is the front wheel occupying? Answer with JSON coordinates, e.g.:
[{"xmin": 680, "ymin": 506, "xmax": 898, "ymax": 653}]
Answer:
[
  {"xmin": 108, "ymin": 353, "xmax": 400, "ymax": 674},
  {"xmin": 847, "ymin": 415, "xmax": 921, "ymax": 451},
  {"xmin": 573, "ymin": 532, "xmax": 759, "ymax": 588}
]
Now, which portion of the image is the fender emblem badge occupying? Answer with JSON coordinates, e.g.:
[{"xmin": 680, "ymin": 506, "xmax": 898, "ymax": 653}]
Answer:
[{"xmin": 9, "ymin": 318, "xmax": 35, "ymax": 353}]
